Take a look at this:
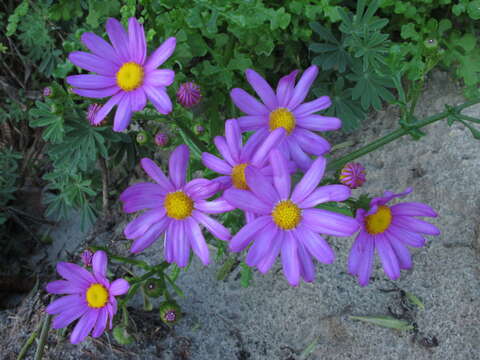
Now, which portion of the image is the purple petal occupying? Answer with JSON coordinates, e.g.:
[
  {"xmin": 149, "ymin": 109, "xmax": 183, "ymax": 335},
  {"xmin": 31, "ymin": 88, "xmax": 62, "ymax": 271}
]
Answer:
[
  {"xmin": 140, "ymin": 158, "xmax": 175, "ymax": 192},
  {"xmin": 298, "ymin": 184, "xmax": 351, "ymax": 209},
  {"xmin": 91, "ymin": 308, "xmax": 108, "ymax": 338},
  {"xmin": 293, "ymin": 96, "xmax": 331, "ymax": 117},
  {"xmin": 144, "ymin": 85, "xmax": 172, "ymax": 114},
  {"xmin": 81, "ymin": 32, "xmax": 122, "ymax": 66},
  {"xmin": 70, "ymin": 308, "xmax": 98, "ymax": 344},
  {"xmin": 391, "ymin": 202, "xmax": 438, "ymax": 217},
  {"xmin": 287, "ymin": 137, "xmax": 313, "ymax": 171},
  {"xmin": 184, "ymin": 179, "xmax": 219, "ymax": 200},
  {"xmin": 93, "ymin": 92, "xmax": 123, "ymax": 125},
  {"xmin": 68, "ymin": 51, "xmax": 118, "ymax": 76},
  {"xmin": 298, "ymin": 242, "xmax": 315, "ymax": 282},
  {"xmin": 291, "ymin": 156, "xmax": 326, "ymax": 204},
  {"xmin": 295, "ymin": 225, "xmax": 335, "ymax": 264},
  {"xmin": 302, "ymin": 209, "xmax": 360, "ymax": 236},
  {"xmin": 120, "ymin": 182, "xmax": 165, "ymax": 201},
  {"xmin": 214, "ymin": 136, "xmax": 235, "ymax": 166},
  {"xmin": 375, "ymin": 234, "xmax": 401, "ymax": 280},
  {"xmin": 392, "ymin": 216, "xmax": 440, "ymax": 235},
  {"xmin": 128, "ymin": 17, "xmax": 146, "ymax": 64},
  {"xmin": 46, "ymin": 280, "xmax": 84, "ymax": 295},
  {"xmin": 92, "ymin": 250, "xmax": 107, "ymax": 279},
  {"xmin": 228, "ymin": 215, "xmax": 271, "ymax": 252},
  {"xmin": 186, "ymin": 217, "xmax": 210, "ymax": 265},
  {"xmin": 144, "ymin": 37, "xmax": 176, "ymax": 71},
  {"xmin": 245, "ymin": 223, "xmax": 277, "ymax": 266},
  {"xmin": 130, "ymin": 216, "xmax": 169, "ymax": 253},
  {"xmin": 389, "ymin": 238, "xmax": 412, "ymax": 270},
  {"xmin": 357, "ymin": 235, "xmax": 375, "ymax": 286},
  {"xmin": 269, "ymin": 149, "xmax": 291, "ymax": 199},
  {"xmin": 46, "ymin": 295, "xmax": 82, "ymax": 314},
  {"xmin": 230, "ymin": 88, "xmax": 270, "ymax": 115},
  {"xmin": 287, "ymin": 65, "xmax": 318, "ymax": 109},
  {"xmin": 113, "ymin": 93, "xmax": 132, "ymax": 131},
  {"xmin": 202, "ymin": 153, "xmax": 232, "ymax": 175},
  {"xmin": 256, "ymin": 231, "xmax": 283, "ymax": 274},
  {"xmin": 281, "ymin": 232, "xmax": 300, "ymax": 286},
  {"xmin": 296, "ymin": 115, "xmax": 342, "ymax": 132},
  {"xmin": 57, "ymin": 262, "xmax": 95, "ymax": 285},
  {"xmin": 72, "ymin": 86, "xmax": 120, "ymax": 99},
  {"xmin": 52, "ymin": 301, "xmax": 88, "ymax": 329},
  {"xmin": 294, "ymin": 128, "xmax": 331, "ymax": 156},
  {"xmin": 212, "ymin": 176, "xmax": 232, "ymax": 191},
  {"xmin": 169, "ymin": 144, "xmax": 189, "ymax": 188},
  {"xmin": 387, "ymin": 225, "xmax": 426, "ymax": 248},
  {"xmin": 164, "ymin": 222, "xmax": 175, "ymax": 263},
  {"xmin": 195, "ymin": 199, "xmax": 235, "ymax": 214},
  {"xmin": 276, "ymin": 70, "xmax": 299, "ymax": 108},
  {"xmin": 109, "ymin": 279, "xmax": 130, "ymax": 296},
  {"xmin": 223, "ymin": 189, "xmax": 271, "ymax": 214},
  {"xmin": 106, "ymin": 18, "xmax": 130, "ymax": 62},
  {"xmin": 128, "ymin": 88, "xmax": 147, "ymax": 112},
  {"xmin": 245, "ymin": 69, "xmax": 278, "ymax": 109},
  {"xmin": 192, "ymin": 210, "xmax": 231, "ymax": 241},
  {"xmin": 244, "ymin": 166, "xmax": 279, "ymax": 205},
  {"xmin": 225, "ymin": 119, "xmax": 242, "ymax": 163},
  {"xmin": 144, "ymin": 69, "xmax": 175, "ymax": 87},
  {"xmin": 237, "ymin": 115, "xmax": 267, "ymax": 131},
  {"xmin": 66, "ymin": 75, "xmax": 117, "ymax": 89},
  {"xmin": 172, "ymin": 221, "xmax": 189, "ymax": 267},
  {"xmin": 241, "ymin": 128, "xmax": 268, "ymax": 162},
  {"xmin": 124, "ymin": 208, "xmax": 166, "ymax": 239},
  {"xmin": 250, "ymin": 128, "xmax": 287, "ymax": 168},
  {"xmin": 348, "ymin": 230, "xmax": 368, "ymax": 275}
]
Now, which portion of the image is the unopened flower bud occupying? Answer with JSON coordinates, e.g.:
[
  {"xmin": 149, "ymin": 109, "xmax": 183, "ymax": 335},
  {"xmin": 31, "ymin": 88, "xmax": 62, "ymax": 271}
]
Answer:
[
  {"xmin": 81, "ymin": 249, "xmax": 93, "ymax": 267},
  {"xmin": 339, "ymin": 162, "xmax": 366, "ymax": 189},
  {"xmin": 143, "ymin": 278, "xmax": 165, "ymax": 298},
  {"xmin": 159, "ymin": 301, "xmax": 181, "ymax": 326},
  {"xmin": 154, "ymin": 132, "xmax": 169, "ymax": 147},
  {"xmin": 194, "ymin": 125, "xmax": 205, "ymax": 135},
  {"xmin": 177, "ymin": 82, "xmax": 202, "ymax": 108},
  {"xmin": 424, "ymin": 38, "xmax": 438, "ymax": 49},
  {"xmin": 86, "ymin": 103, "xmax": 102, "ymax": 126},
  {"xmin": 136, "ymin": 131, "xmax": 149, "ymax": 145},
  {"xmin": 43, "ymin": 87, "xmax": 52, "ymax": 97}
]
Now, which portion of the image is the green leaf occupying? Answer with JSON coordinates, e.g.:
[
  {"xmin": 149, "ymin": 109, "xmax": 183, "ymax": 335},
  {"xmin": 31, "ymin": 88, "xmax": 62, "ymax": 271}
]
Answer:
[
  {"xmin": 216, "ymin": 255, "xmax": 239, "ymax": 281},
  {"xmin": 240, "ymin": 263, "xmax": 253, "ymax": 288},
  {"xmin": 350, "ymin": 316, "xmax": 414, "ymax": 330},
  {"xmin": 404, "ymin": 291, "xmax": 425, "ymax": 310},
  {"xmin": 29, "ymin": 101, "xmax": 65, "ymax": 144},
  {"xmin": 467, "ymin": 0, "xmax": 480, "ymax": 19},
  {"xmin": 458, "ymin": 33, "xmax": 476, "ymax": 52}
]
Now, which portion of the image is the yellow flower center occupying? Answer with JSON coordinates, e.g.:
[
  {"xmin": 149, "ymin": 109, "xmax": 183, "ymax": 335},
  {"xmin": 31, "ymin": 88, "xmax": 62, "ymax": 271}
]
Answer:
[
  {"xmin": 86, "ymin": 283, "xmax": 109, "ymax": 308},
  {"xmin": 272, "ymin": 200, "xmax": 301, "ymax": 230},
  {"xmin": 231, "ymin": 163, "xmax": 249, "ymax": 190},
  {"xmin": 164, "ymin": 191, "xmax": 194, "ymax": 220},
  {"xmin": 116, "ymin": 62, "xmax": 144, "ymax": 91},
  {"xmin": 269, "ymin": 108, "xmax": 296, "ymax": 134},
  {"xmin": 365, "ymin": 205, "xmax": 392, "ymax": 235}
]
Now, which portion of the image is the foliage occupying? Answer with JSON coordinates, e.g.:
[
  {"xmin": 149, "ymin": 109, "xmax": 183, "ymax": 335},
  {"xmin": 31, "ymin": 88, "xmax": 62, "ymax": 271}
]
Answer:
[{"xmin": 0, "ymin": 149, "xmax": 22, "ymax": 225}]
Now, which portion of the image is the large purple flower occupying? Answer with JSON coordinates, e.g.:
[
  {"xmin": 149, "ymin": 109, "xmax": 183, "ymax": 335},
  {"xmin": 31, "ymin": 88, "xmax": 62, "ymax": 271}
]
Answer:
[
  {"xmin": 67, "ymin": 17, "xmax": 176, "ymax": 132},
  {"xmin": 223, "ymin": 149, "xmax": 359, "ymax": 286},
  {"xmin": 120, "ymin": 145, "xmax": 233, "ymax": 266},
  {"xmin": 45, "ymin": 251, "xmax": 129, "ymax": 344},
  {"xmin": 348, "ymin": 188, "xmax": 440, "ymax": 286},
  {"xmin": 230, "ymin": 66, "xmax": 341, "ymax": 170}
]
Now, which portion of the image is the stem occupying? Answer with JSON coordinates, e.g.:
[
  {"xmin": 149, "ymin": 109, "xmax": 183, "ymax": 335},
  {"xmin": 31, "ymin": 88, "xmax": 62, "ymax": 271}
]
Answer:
[
  {"xmin": 17, "ymin": 321, "xmax": 42, "ymax": 360},
  {"xmin": 327, "ymin": 98, "xmax": 480, "ymax": 172},
  {"xmin": 90, "ymin": 246, "xmax": 151, "ymax": 270},
  {"xmin": 34, "ymin": 314, "xmax": 51, "ymax": 360},
  {"xmin": 99, "ymin": 158, "xmax": 109, "ymax": 214}
]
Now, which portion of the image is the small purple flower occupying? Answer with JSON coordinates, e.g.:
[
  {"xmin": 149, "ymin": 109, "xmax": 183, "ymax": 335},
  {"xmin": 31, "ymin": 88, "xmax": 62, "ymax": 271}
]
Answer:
[
  {"xmin": 45, "ymin": 251, "xmax": 129, "ymax": 344},
  {"xmin": 194, "ymin": 125, "xmax": 205, "ymax": 134},
  {"xmin": 339, "ymin": 162, "xmax": 366, "ymax": 189},
  {"xmin": 154, "ymin": 132, "xmax": 169, "ymax": 147},
  {"xmin": 43, "ymin": 87, "xmax": 52, "ymax": 97},
  {"xmin": 120, "ymin": 145, "xmax": 233, "ymax": 266},
  {"xmin": 224, "ymin": 149, "xmax": 359, "ymax": 286},
  {"xmin": 66, "ymin": 18, "xmax": 176, "ymax": 132},
  {"xmin": 81, "ymin": 249, "xmax": 94, "ymax": 267},
  {"xmin": 348, "ymin": 188, "xmax": 440, "ymax": 286},
  {"xmin": 230, "ymin": 66, "xmax": 341, "ymax": 170},
  {"xmin": 87, "ymin": 103, "xmax": 102, "ymax": 126},
  {"xmin": 177, "ymin": 82, "xmax": 201, "ymax": 108}
]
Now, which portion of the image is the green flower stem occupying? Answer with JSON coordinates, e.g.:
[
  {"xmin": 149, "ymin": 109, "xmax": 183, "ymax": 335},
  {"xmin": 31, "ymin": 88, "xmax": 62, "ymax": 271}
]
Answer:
[
  {"xmin": 90, "ymin": 246, "xmax": 151, "ymax": 270},
  {"xmin": 326, "ymin": 98, "xmax": 480, "ymax": 172},
  {"xmin": 169, "ymin": 115, "xmax": 208, "ymax": 153}
]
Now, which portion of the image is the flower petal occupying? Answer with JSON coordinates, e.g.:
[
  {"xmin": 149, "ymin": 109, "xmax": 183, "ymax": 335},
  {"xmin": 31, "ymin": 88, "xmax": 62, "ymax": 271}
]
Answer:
[
  {"xmin": 66, "ymin": 75, "xmax": 117, "ymax": 89},
  {"xmin": 109, "ymin": 279, "xmax": 130, "ymax": 296},
  {"xmin": 57, "ymin": 262, "xmax": 95, "ymax": 285},
  {"xmin": 144, "ymin": 37, "xmax": 176, "ymax": 71},
  {"xmin": 229, "ymin": 215, "xmax": 271, "ymax": 252},
  {"xmin": 81, "ymin": 32, "xmax": 122, "ymax": 65},
  {"xmin": 172, "ymin": 221, "xmax": 189, "ymax": 267},
  {"xmin": 169, "ymin": 144, "xmax": 189, "ymax": 188},
  {"xmin": 130, "ymin": 216, "xmax": 169, "ymax": 253},
  {"xmin": 298, "ymin": 184, "xmax": 351, "ymax": 209},
  {"xmin": 348, "ymin": 230, "xmax": 369, "ymax": 275},
  {"xmin": 91, "ymin": 308, "xmax": 108, "ymax": 338},
  {"xmin": 241, "ymin": 128, "xmax": 268, "ymax": 162},
  {"xmin": 237, "ymin": 115, "xmax": 267, "ymax": 131},
  {"xmin": 52, "ymin": 301, "xmax": 88, "ymax": 329},
  {"xmin": 70, "ymin": 308, "xmax": 98, "ymax": 344},
  {"xmin": 128, "ymin": 87, "xmax": 147, "ymax": 112},
  {"xmin": 281, "ymin": 232, "xmax": 300, "ymax": 286},
  {"xmin": 291, "ymin": 156, "xmax": 326, "ymax": 204},
  {"xmin": 213, "ymin": 136, "xmax": 235, "ymax": 166},
  {"xmin": 387, "ymin": 225, "xmax": 426, "ymax": 248},
  {"xmin": 269, "ymin": 149, "xmax": 291, "ymax": 199},
  {"xmin": 113, "ymin": 93, "xmax": 132, "ymax": 132},
  {"xmin": 296, "ymin": 115, "xmax": 342, "ymax": 131},
  {"xmin": 223, "ymin": 189, "xmax": 271, "ymax": 214},
  {"xmin": 144, "ymin": 85, "xmax": 172, "ymax": 114},
  {"xmin": 276, "ymin": 70, "xmax": 299, "ymax": 108},
  {"xmin": 140, "ymin": 158, "xmax": 175, "ymax": 192},
  {"xmin": 245, "ymin": 223, "xmax": 277, "ymax": 266},
  {"xmin": 293, "ymin": 96, "xmax": 331, "ymax": 117},
  {"xmin": 294, "ymin": 128, "xmax": 331, "ymax": 156},
  {"xmin": 392, "ymin": 216, "xmax": 440, "ymax": 235},
  {"xmin": 72, "ymin": 86, "xmax": 120, "ymax": 99},
  {"xmin": 391, "ymin": 202, "xmax": 438, "ymax": 217},
  {"xmin": 357, "ymin": 235, "xmax": 375, "ymax": 286},
  {"xmin": 375, "ymin": 234, "xmax": 400, "ymax": 280},
  {"xmin": 298, "ymin": 242, "xmax": 315, "ymax": 283},
  {"xmin": 192, "ymin": 210, "xmax": 231, "ymax": 241},
  {"xmin": 230, "ymin": 88, "xmax": 270, "ymax": 115},
  {"xmin": 124, "ymin": 208, "xmax": 166, "ymax": 239},
  {"xmin": 302, "ymin": 209, "xmax": 359, "ymax": 236},
  {"xmin": 93, "ymin": 92, "xmax": 123, "ymax": 125},
  {"xmin": 245, "ymin": 166, "xmax": 279, "ymax": 204},
  {"xmin": 257, "ymin": 231, "xmax": 283, "ymax": 274},
  {"xmin": 106, "ymin": 18, "xmax": 130, "ymax": 62},
  {"xmin": 92, "ymin": 250, "xmax": 107, "ymax": 279},
  {"xmin": 128, "ymin": 17, "xmax": 146, "ymax": 64},
  {"xmin": 195, "ymin": 199, "xmax": 235, "ymax": 214},
  {"xmin": 46, "ymin": 280, "xmax": 85, "ymax": 295},
  {"xmin": 245, "ymin": 69, "xmax": 278, "ymax": 109},
  {"xmin": 46, "ymin": 295, "xmax": 82, "ymax": 315},
  {"xmin": 295, "ymin": 225, "xmax": 335, "ymax": 264},
  {"xmin": 184, "ymin": 179, "xmax": 219, "ymax": 200},
  {"xmin": 288, "ymin": 65, "xmax": 318, "ymax": 109},
  {"xmin": 225, "ymin": 119, "xmax": 242, "ymax": 163},
  {"xmin": 287, "ymin": 137, "xmax": 313, "ymax": 171},
  {"xmin": 202, "ymin": 153, "xmax": 232, "ymax": 175},
  {"xmin": 186, "ymin": 217, "xmax": 210, "ymax": 266},
  {"xmin": 250, "ymin": 128, "xmax": 287, "ymax": 168},
  {"xmin": 145, "ymin": 69, "xmax": 175, "ymax": 87},
  {"xmin": 68, "ymin": 51, "xmax": 118, "ymax": 76},
  {"xmin": 389, "ymin": 238, "xmax": 412, "ymax": 270}
]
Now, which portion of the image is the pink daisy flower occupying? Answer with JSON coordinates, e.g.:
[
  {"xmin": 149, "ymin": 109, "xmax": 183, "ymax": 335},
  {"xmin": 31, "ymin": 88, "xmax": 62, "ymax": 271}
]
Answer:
[
  {"xmin": 120, "ymin": 145, "xmax": 233, "ymax": 266},
  {"xmin": 348, "ymin": 188, "xmax": 440, "ymax": 286},
  {"xmin": 67, "ymin": 17, "xmax": 176, "ymax": 132},
  {"xmin": 45, "ymin": 251, "xmax": 129, "ymax": 344},
  {"xmin": 224, "ymin": 149, "xmax": 359, "ymax": 286},
  {"xmin": 230, "ymin": 66, "xmax": 341, "ymax": 170}
]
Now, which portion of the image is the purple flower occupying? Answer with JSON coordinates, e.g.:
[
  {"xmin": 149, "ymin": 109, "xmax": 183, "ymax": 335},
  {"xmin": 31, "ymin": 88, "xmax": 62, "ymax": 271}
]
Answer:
[
  {"xmin": 43, "ymin": 87, "xmax": 52, "ymax": 97},
  {"xmin": 348, "ymin": 188, "xmax": 440, "ymax": 286},
  {"xmin": 45, "ymin": 251, "xmax": 129, "ymax": 344},
  {"xmin": 177, "ymin": 82, "xmax": 201, "ymax": 108},
  {"xmin": 154, "ymin": 132, "xmax": 169, "ymax": 147},
  {"xmin": 223, "ymin": 149, "xmax": 359, "ymax": 286},
  {"xmin": 194, "ymin": 125, "xmax": 205, "ymax": 134},
  {"xmin": 230, "ymin": 66, "xmax": 341, "ymax": 170},
  {"xmin": 81, "ymin": 249, "xmax": 94, "ymax": 267},
  {"xmin": 339, "ymin": 162, "xmax": 366, "ymax": 189},
  {"xmin": 66, "ymin": 18, "xmax": 176, "ymax": 132},
  {"xmin": 86, "ymin": 103, "xmax": 102, "ymax": 126},
  {"xmin": 120, "ymin": 145, "xmax": 233, "ymax": 266}
]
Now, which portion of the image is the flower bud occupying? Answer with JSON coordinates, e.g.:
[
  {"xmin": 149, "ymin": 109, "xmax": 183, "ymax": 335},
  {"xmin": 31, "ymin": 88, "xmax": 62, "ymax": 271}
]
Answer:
[
  {"xmin": 43, "ymin": 87, "xmax": 52, "ymax": 97},
  {"xmin": 177, "ymin": 82, "xmax": 202, "ymax": 108},
  {"xmin": 424, "ymin": 38, "xmax": 438, "ymax": 49},
  {"xmin": 154, "ymin": 132, "xmax": 169, "ymax": 147},
  {"xmin": 86, "ymin": 103, "xmax": 102, "ymax": 126},
  {"xmin": 81, "ymin": 249, "xmax": 93, "ymax": 267},
  {"xmin": 143, "ymin": 278, "xmax": 165, "ymax": 298},
  {"xmin": 159, "ymin": 301, "xmax": 181, "ymax": 326},
  {"xmin": 194, "ymin": 125, "xmax": 205, "ymax": 135},
  {"xmin": 136, "ymin": 131, "xmax": 149, "ymax": 145},
  {"xmin": 339, "ymin": 162, "xmax": 366, "ymax": 189}
]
